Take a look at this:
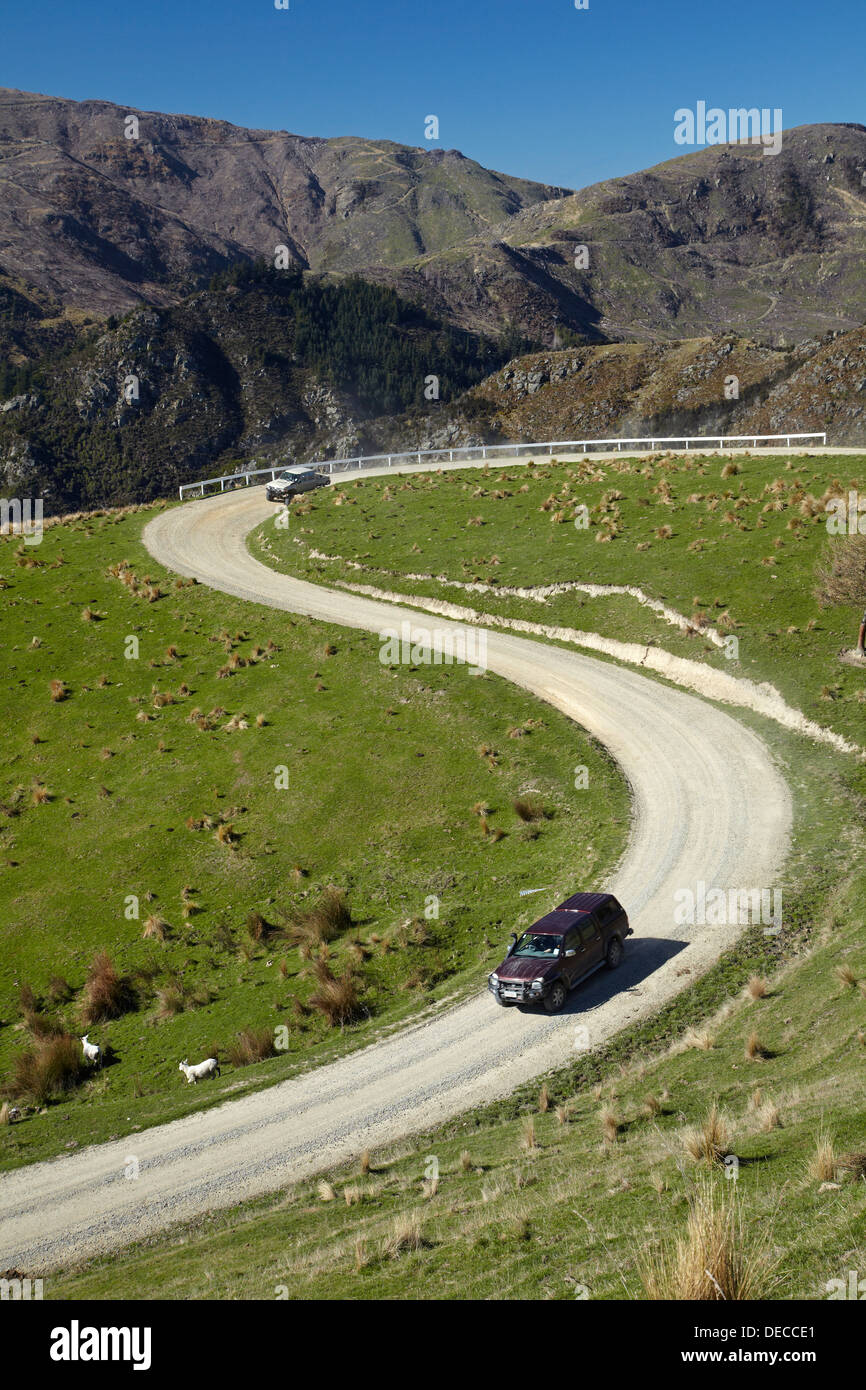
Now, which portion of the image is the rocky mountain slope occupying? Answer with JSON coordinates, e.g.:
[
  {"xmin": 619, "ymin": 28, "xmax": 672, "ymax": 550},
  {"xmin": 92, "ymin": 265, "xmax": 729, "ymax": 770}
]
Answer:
[
  {"xmin": 0, "ymin": 87, "xmax": 565, "ymax": 323},
  {"xmin": 2, "ymin": 89, "xmax": 864, "ymax": 346},
  {"xmin": 0, "ymin": 267, "xmax": 512, "ymax": 510},
  {"xmin": 358, "ymin": 327, "xmax": 866, "ymax": 454}
]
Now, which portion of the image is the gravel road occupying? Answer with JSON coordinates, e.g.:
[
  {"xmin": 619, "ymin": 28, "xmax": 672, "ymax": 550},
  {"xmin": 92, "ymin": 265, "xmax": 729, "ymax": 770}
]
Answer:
[{"xmin": 0, "ymin": 480, "xmax": 791, "ymax": 1273}]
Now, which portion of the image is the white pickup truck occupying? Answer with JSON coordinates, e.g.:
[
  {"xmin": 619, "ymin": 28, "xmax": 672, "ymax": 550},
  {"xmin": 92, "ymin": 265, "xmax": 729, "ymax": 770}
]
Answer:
[{"xmin": 265, "ymin": 466, "xmax": 331, "ymax": 503}]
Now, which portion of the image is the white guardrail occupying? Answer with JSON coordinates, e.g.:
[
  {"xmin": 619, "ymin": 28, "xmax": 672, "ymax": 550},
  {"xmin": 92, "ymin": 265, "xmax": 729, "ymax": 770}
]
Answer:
[{"xmin": 177, "ymin": 433, "xmax": 828, "ymax": 500}]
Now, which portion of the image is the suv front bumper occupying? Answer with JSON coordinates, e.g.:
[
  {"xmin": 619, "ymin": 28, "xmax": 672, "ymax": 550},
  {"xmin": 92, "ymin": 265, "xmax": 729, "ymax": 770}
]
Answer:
[{"xmin": 489, "ymin": 977, "xmax": 549, "ymax": 1006}]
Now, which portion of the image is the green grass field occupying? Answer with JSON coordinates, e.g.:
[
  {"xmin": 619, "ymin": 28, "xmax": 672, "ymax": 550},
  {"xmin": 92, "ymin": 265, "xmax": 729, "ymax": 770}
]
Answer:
[
  {"xmin": 0, "ymin": 505, "xmax": 627, "ymax": 1169},
  {"xmin": 7, "ymin": 453, "xmax": 866, "ymax": 1301},
  {"xmin": 46, "ymin": 714, "xmax": 866, "ymax": 1299},
  {"xmin": 249, "ymin": 451, "xmax": 866, "ymax": 747}
]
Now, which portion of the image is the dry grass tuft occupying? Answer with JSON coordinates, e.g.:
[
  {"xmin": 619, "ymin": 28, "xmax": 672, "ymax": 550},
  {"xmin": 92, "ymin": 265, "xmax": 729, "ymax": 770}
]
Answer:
[
  {"xmin": 226, "ymin": 1027, "xmax": 276, "ymax": 1067},
  {"xmin": 6, "ymin": 1033, "xmax": 87, "ymax": 1104},
  {"xmin": 815, "ymin": 533, "xmax": 866, "ymax": 608},
  {"xmin": 80, "ymin": 951, "xmax": 135, "ymax": 1024},
  {"xmin": 600, "ymin": 1105, "xmax": 620, "ymax": 1145},
  {"xmin": 744, "ymin": 1031, "xmax": 769, "ymax": 1061},
  {"xmin": 807, "ymin": 1132, "xmax": 837, "ymax": 1183},
  {"xmin": 639, "ymin": 1176, "xmax": 778, "ymax": 1300},
  {"xmin": 142, "ymin": 915, "xmax": 170, "ymax": 942},
  {"xmin": 308, "ymin": 964, "xmax": 362, "ymax": 1027},
  {"xmin": 383, "ymin": 1212, "xmax": 424, "ymax": 1258},
  {"xmin": 285, "ymin": 887, "xmax": 353, "ymax": 947},
  {"xmin": 682, "ymin": 1103, "xmax": 730, "ymax": 1166}
]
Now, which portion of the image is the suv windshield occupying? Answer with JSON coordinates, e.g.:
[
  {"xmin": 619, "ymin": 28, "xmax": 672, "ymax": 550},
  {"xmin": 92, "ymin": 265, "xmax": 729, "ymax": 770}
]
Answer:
[{"xmin": 512, "ymin": 932, "xmax": 561, "ymax": 959}]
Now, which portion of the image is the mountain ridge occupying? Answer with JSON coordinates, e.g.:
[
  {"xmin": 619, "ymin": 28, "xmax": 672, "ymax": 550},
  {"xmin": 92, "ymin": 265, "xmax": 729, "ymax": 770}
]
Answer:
[{"xmin": 2, "ymin": 90, "xmax": 865, "ymax": 345}]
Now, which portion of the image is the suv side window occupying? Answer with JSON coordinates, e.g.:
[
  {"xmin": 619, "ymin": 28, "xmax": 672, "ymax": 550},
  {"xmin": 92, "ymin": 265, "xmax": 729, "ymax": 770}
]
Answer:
[
  {"xmin": 579, "ymin": 920, "xmax": 599, "ymax": 945},
  {"xmin": 563, "ymin": 928, "xmax": 581, "ymax": 954},
  {"xmin": 596, "ymin": 901, "xmax": 615, "ymax": 925}
]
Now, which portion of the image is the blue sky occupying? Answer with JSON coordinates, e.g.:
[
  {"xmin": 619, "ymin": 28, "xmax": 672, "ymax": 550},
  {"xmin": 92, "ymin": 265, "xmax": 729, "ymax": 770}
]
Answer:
[{"xmin": 2, "ymin": 0, "xmax": 863, "ymax": 188}]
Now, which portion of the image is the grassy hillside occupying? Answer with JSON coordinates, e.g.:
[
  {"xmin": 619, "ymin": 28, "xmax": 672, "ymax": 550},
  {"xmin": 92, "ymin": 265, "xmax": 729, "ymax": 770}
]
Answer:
[
  {"xmin": 45, "ymin": 716, "xmax": 866, "ymax": 1300},
  {"xmin": 249, "ymin": 451, "xmax": 866, "ymax": 748},
  {"xmin": 0, "ymin": 504, "xmax": 627, "ymax": 1169},
  {"xmin": 9, "ymin": 455, "xmax": 866, "ymax": 1300}
]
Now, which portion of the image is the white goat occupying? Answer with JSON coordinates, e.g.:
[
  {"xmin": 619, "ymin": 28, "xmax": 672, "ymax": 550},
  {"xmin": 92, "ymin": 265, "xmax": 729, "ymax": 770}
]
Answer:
[
  {"xmin": 178, "ymin": 1057, "xmax": 220, "ymax": 1084},
  {"xmin": 81, "ymin": 1034, "xmax": 101, "ymax": 1066}
]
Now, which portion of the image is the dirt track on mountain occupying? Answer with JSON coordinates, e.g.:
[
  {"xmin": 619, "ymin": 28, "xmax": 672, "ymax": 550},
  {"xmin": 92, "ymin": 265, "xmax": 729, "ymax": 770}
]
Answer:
[{"xmin": 0, "ymin": 477, "xmax": 791, "ymax": 1273}]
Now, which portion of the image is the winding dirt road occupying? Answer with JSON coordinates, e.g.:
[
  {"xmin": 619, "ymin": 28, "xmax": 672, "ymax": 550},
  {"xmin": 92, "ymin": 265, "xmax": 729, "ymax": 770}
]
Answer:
[{"xmin": 0, "ymin": 482, "xmax": 791, "ymax": 1273}]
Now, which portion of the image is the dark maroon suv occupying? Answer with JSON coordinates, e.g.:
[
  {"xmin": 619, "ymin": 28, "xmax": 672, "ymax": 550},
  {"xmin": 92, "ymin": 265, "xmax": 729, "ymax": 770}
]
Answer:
[{"xmin": 488, "ymin": 891, "xmax": 632, "ymax": 1012}]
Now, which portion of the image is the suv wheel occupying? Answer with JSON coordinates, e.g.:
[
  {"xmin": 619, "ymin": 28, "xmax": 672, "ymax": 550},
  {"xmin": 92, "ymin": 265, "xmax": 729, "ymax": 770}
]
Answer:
[
  {"xmin": 605, "ymin": 936, "xmax": 624, "ymax": 969},
  {"xmin": 544, "ymin": 979, "xmax": 567, "ymax": 1013}
]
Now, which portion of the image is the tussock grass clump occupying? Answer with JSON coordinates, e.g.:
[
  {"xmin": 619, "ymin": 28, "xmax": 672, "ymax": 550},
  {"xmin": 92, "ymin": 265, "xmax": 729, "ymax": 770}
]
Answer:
[
  {"xmin": 744, "ymin": 1031, "xmax": 769, "ymax": 1061},
  {"xmin": 807, "ymin": 1133, "xmax": 837, "ymax": 1183},
  {"xmin": 309, "ymin": 964, "xmax": 362, "ymax": 1028},
  {"xmin": 80, "ymin": 951, "xmax": 135, "ymax": 1024},
  {"xmin": 745, "ymin": 975, "xmax": 769, "ymax": 1000},
  {"xmin": 383, "ymin": 1212, "xmax": 424, "ymax": 1258},
  {"xmin": 758, "ymin": 1100, "xmax": 781, "ymax": 1132},
  {"xmin": 142, "ymin": 915, "xmax": 170, "ymax": 942},
  {"xmin": 682, "ymin": 1103, "xmax": 730, "ymax": 1166},
  {"xmin": 835, "ymin": 964, "xmax": 858, "ymax": 990},
  {"xmin": 639, "ymin": 1177, "xmax": 778, "ymax": 1300},
  {"xmin": 513, "ymin": 797, "xmax": 545, "ymax": 823},
  {"xmin": 600, "ymin": 1105, "xmax": 620, "ymax": 1145},
  {"xmin": 286, "ymin": 887, "xmax": 353, "ymax": 947},
  {"xmin": 226, "ymin": 1027, "xmax": 276, "ymax": 1067},
  {"xmin": 246, "ymin": 911, "xmax": 274, "ymax": 942},
  {"xmin": 155, "ymin": 984, "xmax": 186, "ymax": 1019},
  {"xmin": 5, "ymin": 1033, "xmax": 87, "ymax": 1104},
  {"xmin": 49, "ymin": 679, "xmax": 68, "ymax": 703}
]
